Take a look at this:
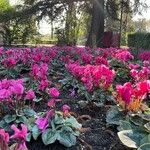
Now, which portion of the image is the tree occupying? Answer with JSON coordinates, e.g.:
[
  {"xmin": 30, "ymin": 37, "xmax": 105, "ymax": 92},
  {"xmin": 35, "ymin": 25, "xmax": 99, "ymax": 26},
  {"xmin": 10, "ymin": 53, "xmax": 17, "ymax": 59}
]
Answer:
[
  {"xmin": 86, "ymin": 0, "xmax": 104, "ymax": 47},
  {"xmin": 0, "ymin": 0, "xmax": 148, "ymax": 47}
]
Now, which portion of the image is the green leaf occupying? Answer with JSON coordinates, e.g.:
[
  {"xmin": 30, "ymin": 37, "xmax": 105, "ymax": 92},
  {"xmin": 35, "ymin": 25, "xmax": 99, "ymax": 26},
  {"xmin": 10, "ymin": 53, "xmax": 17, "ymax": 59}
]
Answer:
[
  {"xmin": 18, "ymin": 116, "xmax": 28, "ymax": 124},
  {"xmin": 141, "ymin": 114, "xmax": 150, "ymax": 121},
  {"xmin": 144, "ymin": 122, "xmax": 150, "ymax": 132},
  {"xmin": 4, "ymin": 115, "xmax": 16, "ymax": 123},
  {"xmin": 130, "ymin": 116, "xmax": 144, "ymax": 126},
  {"xmin": 42, "ymin": 129, "xmax": 58, "ymax": 145},
  {"xmin": 54, "ymin": 114, "xmax": 64, "ymax": 124},
  {"xmin": 118, "ymin": 130, "xmax": 147, "ymax": 148},
  {"xmin": 140, "ymin": 135, "xmax": 150, "ymax": 146},
  {"xmin": 26, "ymin": 133, "xmax": 32, "ymax": 142},
  {"xmin": 32, "ymin": 125, "xmax": 41, "ymax": 140},
  {"xmin": 138, "ymin": 143, "xmax": 150, "ymax": 150},
  {"xmin": 0, "ymin": 120, "xmax": 9, "ymax": 130},
  {"xmin": 118, "ymin": 120, "xmax": 132, "ymax": 131},
  {"xmin": 65, "ymin": 116, "xmax": 82, "ymax": 129},
  {"xmin": 106, "ymin": 106, "xmax": 124, "ymax": 125},
  {"xmin": 58, "ymin": 127, "xmax": 76, "ymax": 147},
  {"xmin": 23, "ymin": 108, "xmax": 36, "ymax": 117}
]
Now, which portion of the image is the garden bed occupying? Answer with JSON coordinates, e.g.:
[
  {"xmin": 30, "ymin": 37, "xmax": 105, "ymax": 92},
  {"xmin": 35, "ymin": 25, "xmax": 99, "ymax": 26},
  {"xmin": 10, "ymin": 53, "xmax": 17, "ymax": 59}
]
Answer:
[{"xmin": 0, "ymin": 46, "xmax": 149, "ymax": 150}]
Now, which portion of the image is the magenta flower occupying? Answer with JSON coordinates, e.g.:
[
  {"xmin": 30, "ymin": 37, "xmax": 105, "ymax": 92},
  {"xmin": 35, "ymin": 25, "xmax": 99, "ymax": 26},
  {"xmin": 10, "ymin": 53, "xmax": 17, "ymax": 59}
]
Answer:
[
  {"xmin": 11, "ymin": 124, "xmax": 28, "ymax": 141},
  {"xmin": 36, "ymin": 117, "xmax": 48, "ymax": 130},
  {"xmin": 47, "ymin": 99, "xmax": 56, "ymax": 107},
  {"xmin": 25, "ymin": 89, "xmax": 35, "ymax": 100},
  {"xmin": 39, "ymin": 80, "xmax": 49, "ymax": 91},
  {"xmin": 135, "ymin": 80, "xmax": 150, "ymax": 99},
  {"xmin": 36, "ymin": 109, "xmax": 55, "ymax": 131},
  {"xmin": 62, "ymin": 104, "xmax": 70, "ymax": 115},
  {"xmin": 0, "ymin": 129, "xmax": 9, "ymax": 143},
  {"xmin": 116, "ymin": 82, "xmax": 133, "ymax": 105},
  {"xmin": 0, "ymin": 89, "xmax": 11, "ymax": 99},
  {"xmin": 10, "ymin": 124, "xmax": 28, "ymax": 150},
  {"xmin": 49, "ymin": 87, "xmax": 60, "ymax": 98},
  {"xmin": 11, "ymin": 83, "xmax": 24, "ymax": 95}
]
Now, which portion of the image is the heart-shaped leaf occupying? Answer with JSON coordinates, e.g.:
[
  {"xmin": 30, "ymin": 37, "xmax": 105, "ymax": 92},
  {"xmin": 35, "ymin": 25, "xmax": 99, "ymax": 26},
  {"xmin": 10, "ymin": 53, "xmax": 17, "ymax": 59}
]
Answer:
[
  {"xmin": 65, "ymin": 116, "xmax": 82, "ymax": 129},
  {"xmin": 106, "ymin": 106, "xmax": 124, "ymax": 125},
  {"xmin": 4, "ymin": 115, "xmax": 16, "ymax": 123},
  {"xmin": 130, "ymin": 116, "xmax": 144, "ymax": 126},
  {"xmin": 144, "ymin": 122, "xmax": 150, "ymax": 132},
  {"xmin": 54, "ymin": 114, "xmax": 64, "ymax": 124},
  {"xmin": 138, "ymin": 143, "xmax": 150, "ymax": 150},
  {"xmin": 141, "ymin": 114, "xmax": 150, "ymax": 121},
  {"xmin": 26, "ymin": 133, "xmax": 32, "ymax": 142},
  {"xmin": 23, "ymin": 108, "xmax": 36, "ymax": 117},
  {"xmin": 32, "ymin": 125, "xmax": 41, "ymax": 140},
  {"xmin": 58, "ymin": 127, "xmax": 76, "ymax": 147},
  {"xmin": 118, "ymin": 130, "xmax": 146, "ymax": 148},
  {"xmin": 42, "ymin": 129, "xmax": 57, "ymax": 145},
  {"xmin": 118, "ymin": 120, "xmax": 132, "ymax": 131},
  {"xmin": 140, "ymin": 134, "xmax": 150, "ymax": 146}
]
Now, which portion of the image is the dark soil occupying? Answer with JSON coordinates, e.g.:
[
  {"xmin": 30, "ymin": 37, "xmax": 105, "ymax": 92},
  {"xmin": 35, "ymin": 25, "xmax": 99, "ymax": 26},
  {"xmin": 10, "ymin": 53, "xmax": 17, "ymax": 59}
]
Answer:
[{"xmin": 27, "ymin": 97, "xmax": 131, "ymax": 150}]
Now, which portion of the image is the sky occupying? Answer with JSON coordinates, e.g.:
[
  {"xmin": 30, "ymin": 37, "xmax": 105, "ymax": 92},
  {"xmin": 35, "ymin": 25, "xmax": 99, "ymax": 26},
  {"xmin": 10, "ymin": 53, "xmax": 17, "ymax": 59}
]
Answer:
[{"xmin": 9, "ymin": 0, "xmax": 150, "ymax": 35}]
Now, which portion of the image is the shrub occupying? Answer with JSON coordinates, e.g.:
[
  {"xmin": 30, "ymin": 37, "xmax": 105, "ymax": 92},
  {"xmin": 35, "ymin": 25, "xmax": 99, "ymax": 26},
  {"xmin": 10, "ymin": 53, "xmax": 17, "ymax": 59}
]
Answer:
[{"xmin": 128, "ymin": 32, "xmax": 150, "ymax": 50}]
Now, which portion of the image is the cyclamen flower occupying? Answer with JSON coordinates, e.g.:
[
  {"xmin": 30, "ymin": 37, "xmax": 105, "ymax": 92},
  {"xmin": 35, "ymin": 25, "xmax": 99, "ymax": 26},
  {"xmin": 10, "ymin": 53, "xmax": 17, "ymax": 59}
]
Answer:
[
  {"xmin": 11, "ymin": 83, "xmax": 24, "ymax": 95},
  {"xmin": 39, "ymin": 80, "xmax": 49, "ymax": 91},
  {"xmin": 47, "ymin": 99, "xmax": 56, "ymax": 107},
  {"xmin": 62, "ymin": 104, "xmax": 70, "ymax": 116},
  {"xmin": 116, "ymin": 82, "xmax": 133, "ymax": 105},
  {"xmin": 139, "ymin": 51, "xmax": 150, "ymax": 61},
  {"xmin": 128, "ymin": 63, "xmax": 140, "ymax": 70},
  {"xmin": 2, "ymin": 58, "xmax": 17, "ymax": 68},
  {"xmin": 36, "ymin": 109, "xmax": 55, "ymax": 131},
  {"xmin": 11, "ymin": 124, "xmax": 28, "ymax": 141},
  {"xmin": 36, "ymin": 117, "xmax": 48, "ymax": 130},
  {"xmin": 49, "ymin": 87, "xmax": 60, "ymax": 98},
  {"xmin": 113, "ymin": 50, "xmax": 134, "ymax": 62},
  {"xmin": 0, "ymin": 129, "xmax": 9, "ymax": 143},
  {"xmin": 0, "ymin": 89, "xmax": 11, "ymax": 99},
  {"xmin": 135, "ymin": 80, "xmax": 150, "ymax": 99},
  {"xmin": 11, "ymin": 124, "xmax": 28, "ymax": 150},
  {"xmin": 25, "ymin": 89, "xmax": 35, "ymax": 100},
  {"xmin": 47, "ymin": 98, "xmax": 61, "ymax": 107},
  {"xmin": 66, "ymin": 63, "xmax": 115, "ymax": 91}
]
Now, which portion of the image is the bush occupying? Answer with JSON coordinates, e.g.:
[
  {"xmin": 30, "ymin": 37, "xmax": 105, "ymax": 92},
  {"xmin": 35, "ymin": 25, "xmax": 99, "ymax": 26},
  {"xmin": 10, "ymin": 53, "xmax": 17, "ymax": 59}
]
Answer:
[{"xmin": 128, "ymin": 32, "xmax": 150, "ymax": 49}]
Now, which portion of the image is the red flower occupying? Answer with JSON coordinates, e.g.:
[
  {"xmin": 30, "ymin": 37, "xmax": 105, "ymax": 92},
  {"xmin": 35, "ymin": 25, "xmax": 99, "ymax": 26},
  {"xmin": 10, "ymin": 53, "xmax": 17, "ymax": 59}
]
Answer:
[{"xmin": 116, "ymin": 82, "xmax": 133, "ymax": 105}]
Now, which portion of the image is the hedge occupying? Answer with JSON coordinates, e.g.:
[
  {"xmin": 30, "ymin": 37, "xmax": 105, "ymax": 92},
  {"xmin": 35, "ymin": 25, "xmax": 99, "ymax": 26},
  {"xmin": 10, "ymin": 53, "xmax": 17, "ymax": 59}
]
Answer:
[{"xmin": 127, "ymin": 32, "xmax": 150, "ymax": 50}]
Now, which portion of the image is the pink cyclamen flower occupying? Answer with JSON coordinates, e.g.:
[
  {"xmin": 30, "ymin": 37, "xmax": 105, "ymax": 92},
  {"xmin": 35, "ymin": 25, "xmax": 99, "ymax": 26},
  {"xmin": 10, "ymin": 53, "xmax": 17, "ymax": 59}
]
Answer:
[
  {"xmin": 135, "ymin": 80, "xmax": 150, "ymax": 99},
  {"xmin": 11, "ymin": 83, "xmax": 24, "ymax": 95},
  {"xmin": 11, "ymin": 124, "xmax": 28, "ymax": 150},
  {"xmin": 62, "ymin": 104, "xmax": 70, "ymax": 114},
  {"xmin": 39, "ymin": 80, "xmax": 49, "ymax": 91},
  {"xmin": 47, "ymin": 99, "xmax": 56, "ymax": 107},
  {"xmin": 49, "ymin": 87, "xmax": 60, "ymax": 98},
  {"xmin": 25, "ymin": 89, "xmax": 35, "ymax": 100},
  {"xmin": 47, "ymin": 98, "xmax": 61, "ymax": 107},
  {"xmin": 0, "ymin": 129, "xmax": 9, "ymax": 143},
  {"xmin": 0, "ymin": 89, "xmax": 11, "ymax": 99},
  {"xmin": 116, "ymin": 82, "xmax": 133, "ymax": 105},
  {"xmin": 36, "ymin": 117, "xmax": 48, "ymax": 131},
  {"xmin": 36, "ymin": 109, "xmax": 55, "ymax": 131},
  {"xmin": 11, "ymin": 124, "xmax": 28, "ymax": 141}
]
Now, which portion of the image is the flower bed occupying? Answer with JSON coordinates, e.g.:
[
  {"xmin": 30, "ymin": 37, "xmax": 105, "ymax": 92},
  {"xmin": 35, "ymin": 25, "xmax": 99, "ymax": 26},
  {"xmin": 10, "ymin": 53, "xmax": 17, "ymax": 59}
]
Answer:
[{"xmin": 0, "ymin": 46, "xmax": 149, "ymax": 150}]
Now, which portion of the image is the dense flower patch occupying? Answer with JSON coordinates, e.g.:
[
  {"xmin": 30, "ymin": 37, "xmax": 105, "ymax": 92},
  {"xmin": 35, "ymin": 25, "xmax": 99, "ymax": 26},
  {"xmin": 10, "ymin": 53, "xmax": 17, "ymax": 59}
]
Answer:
[{"xmin": 0, "ymin": 46, "xmax": 149, "ymax": 149}]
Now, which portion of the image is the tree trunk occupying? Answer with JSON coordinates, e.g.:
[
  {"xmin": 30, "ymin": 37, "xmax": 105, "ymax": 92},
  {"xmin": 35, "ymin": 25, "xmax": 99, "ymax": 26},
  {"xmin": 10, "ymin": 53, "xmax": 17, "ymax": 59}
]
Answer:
[{"xmin": 86, "ymin": 0, "xmax": 104, "ymax": 48}]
